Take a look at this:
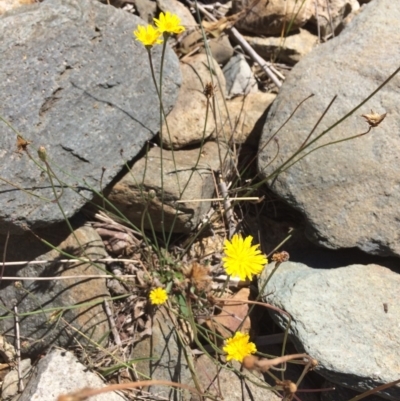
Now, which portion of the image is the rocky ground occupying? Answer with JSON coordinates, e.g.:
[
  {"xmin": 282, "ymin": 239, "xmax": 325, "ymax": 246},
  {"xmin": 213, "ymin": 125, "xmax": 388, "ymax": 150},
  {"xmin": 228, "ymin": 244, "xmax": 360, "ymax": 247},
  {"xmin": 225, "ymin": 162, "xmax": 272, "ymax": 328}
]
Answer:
[{"xmin": 0, "ymin": 0, "xmax": 399, "ymax": 400}]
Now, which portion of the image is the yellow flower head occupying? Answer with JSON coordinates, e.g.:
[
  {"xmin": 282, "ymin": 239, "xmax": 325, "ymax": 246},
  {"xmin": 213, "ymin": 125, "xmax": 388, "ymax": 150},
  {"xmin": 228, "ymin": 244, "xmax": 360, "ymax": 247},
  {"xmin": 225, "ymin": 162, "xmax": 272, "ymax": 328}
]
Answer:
[
  {"xmin": 222, "ymin": 234, "xmax": 268, "ymax": 281},
  {"xmin": 133, "ymin": 24, "xmax": 163, "ymax": 47},
  {"xmin": 223, "ymin": 332, "xmax": 257, "ymax": 363},
  {"xmin": 154, "ymin": 12, "xmax": 185, "ymax": 35},
  {"xmin": 149, "ymin": 287, "xmax": 168, "ymax": 305}
]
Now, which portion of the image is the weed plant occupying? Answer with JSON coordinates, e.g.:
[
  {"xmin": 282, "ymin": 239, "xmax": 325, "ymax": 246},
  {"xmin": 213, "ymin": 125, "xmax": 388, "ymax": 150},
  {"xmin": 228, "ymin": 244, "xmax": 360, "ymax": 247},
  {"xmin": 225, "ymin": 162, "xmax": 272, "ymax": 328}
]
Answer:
[{"xmin": 1, "ymin": 4, "xmax": 399, "ymax": 401}]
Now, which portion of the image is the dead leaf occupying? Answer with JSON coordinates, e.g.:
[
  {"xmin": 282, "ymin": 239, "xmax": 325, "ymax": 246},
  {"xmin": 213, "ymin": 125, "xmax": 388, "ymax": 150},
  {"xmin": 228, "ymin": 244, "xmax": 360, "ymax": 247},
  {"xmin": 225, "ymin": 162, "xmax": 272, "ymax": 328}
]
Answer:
[
  {"xmin": 182, "ymin": 262, "xmax": 212, "ymax": 292},
  {"xmin": 205, "ymin": 288, "xmax": 251, "ymax": 339}
]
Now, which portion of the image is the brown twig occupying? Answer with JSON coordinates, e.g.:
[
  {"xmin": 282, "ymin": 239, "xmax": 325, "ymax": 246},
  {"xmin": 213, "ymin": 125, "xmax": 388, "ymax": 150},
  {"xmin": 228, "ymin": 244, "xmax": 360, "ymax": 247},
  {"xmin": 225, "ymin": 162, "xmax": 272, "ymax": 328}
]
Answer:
[{"xmin": 103, "ymin": 300, "xmax": 122, "ymax": 346}]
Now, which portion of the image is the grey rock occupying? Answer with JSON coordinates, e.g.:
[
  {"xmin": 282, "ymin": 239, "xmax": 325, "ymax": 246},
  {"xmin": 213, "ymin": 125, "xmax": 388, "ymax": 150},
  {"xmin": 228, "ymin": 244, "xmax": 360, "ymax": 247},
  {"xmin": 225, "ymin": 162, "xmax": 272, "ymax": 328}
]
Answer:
[
  {"xmin": 19, "ymin": 348, "xmax": 126, "ymax": 401},
  {"xmin": 258, "ymin": 0, "xmax": 400, "ymax": 257},
  {"xmin": 0, "ymin": 225, "xmax": 110, "ymax": 355},
  {"xmin": 0, "ymin": 0, "xmax": 181, "ymax": 235},
  {"xmin": 106, "ymin": 141, "xmax": 223, "ymax": 233},
  {"xmin": 244, "ymin": 29, "xmax": 318, "ymax": 66},
  {"xmin": 223, "ymin": 53, "xmax": 258, "ymax": 98},
  {"xmin": 259, "ymin": 262, "xmax": 400, "ymax": 400},
  {"xmin": 2, "ymin": 359, "xmax": 31, "ymax": 400}
]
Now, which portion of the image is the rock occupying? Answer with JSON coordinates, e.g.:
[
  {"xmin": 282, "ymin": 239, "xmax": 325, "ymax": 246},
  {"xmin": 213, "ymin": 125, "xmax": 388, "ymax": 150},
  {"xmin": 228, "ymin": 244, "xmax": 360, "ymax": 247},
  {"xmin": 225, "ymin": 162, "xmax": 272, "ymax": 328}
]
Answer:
[
  {"xmin": 222, "ymin": 92, "xmax": 276, "ymax": 145},
  {"xmin": 259, "ymin": 262, "xmax": 400, "ymax": 400},
  {"xmin": 244, "ymin": 29, "xmax": 318, "ymax": 66},
  {"xmin": 1, "ymin": 359, "xmax": 31, "ymax": 400},
  {"xmin": 306, "ymin": 0, "xmax": 360, "ymax": 39},
  {"xmin": 202, "ymin": 34, "xmax": 234, "ymax": 66},
  {"xmin": 196, "ymin": 355, "xmax": 281, "ymax": 401},
  {"xmin": 0, "ymin": 0, "xmax": 34, "ymax": 15},
  {"xmin": 0, "ymin": 0, "xmax": 181, "ymax": 235},
  {"xmin": 106, "ymin": 141, "xmax": 223, "ymax": 233},
  {"xmin": 232, "ymin": 0, "xmax": 312, "ymax": 36},
  {"xmin": 0, "ymin": 225, "xmax": 110, "ymax": 355},
  {"xmin": 180, "ymin": 30, "xmax": 234, "ymax": 66},
  {"xmin": 157, "ymin": 0, "xmax": 197, "ymax": 28},
  {"xmin": 180, "ymin": 29, "xmax": 203, "ymax": 55},
  {"xmin": 335, "ymin": 3, "xmax": 363, "ymax": 35},
  {"xmin": 134, "ymin": 307, "xmax": 280, "ymax": 400},
  {"xmin": 133, "ymin": 308, "xmax": 196, "ymax": 400},
  {"xmin": 98, "ymin": 0, "xmax": 126, "ymax": 7},
  {"xmin": 161, "ymin": 53, "xmax": 226, "ymax": 149},
  {"xmin": 258, "ymin": 0, "xmax": 400, "ymax": 257},
  {"xmin": 19, "ymin": 348, "xmax": 126, "ymax": 401},
  {"xmin": 223, "ymin": 53, "xmax": 258, "ymax": 98},
  {"xmin": 133, "ymin": 0, "xmax": 157, "ymax": 21}
]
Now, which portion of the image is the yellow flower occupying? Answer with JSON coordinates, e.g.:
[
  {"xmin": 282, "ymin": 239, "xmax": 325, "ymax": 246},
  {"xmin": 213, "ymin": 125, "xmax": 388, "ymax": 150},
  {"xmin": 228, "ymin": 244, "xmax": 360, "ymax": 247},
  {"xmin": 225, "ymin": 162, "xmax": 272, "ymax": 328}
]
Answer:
[
  {"xmin": 133, "ymin": 24, "xmax": 163, "ymax": 47},
  {"xmin": 154, "ymin": 12, "xmax": 185, "ymax": 35},
  {"xmin": 149, "ymin": 287, "xmax": 168, "ymax": 305},
  {"xmin": 223, "ymin": 332, "xmax": 257, "ymax": 363},
  {"xmin": 222, "ymin": 234, "xmax": 268, "ymax": 281}
]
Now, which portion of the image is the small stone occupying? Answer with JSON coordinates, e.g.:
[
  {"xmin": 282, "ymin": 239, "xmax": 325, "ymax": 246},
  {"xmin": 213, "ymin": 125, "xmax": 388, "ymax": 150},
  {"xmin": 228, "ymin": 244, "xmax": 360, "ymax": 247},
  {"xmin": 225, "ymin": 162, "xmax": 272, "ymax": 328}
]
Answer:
[
  {"xmin": 18, "ymin": 349, "xmax": 126, "ymax": 401},
  {"xmin": 106, "ymin": 141, "xmax": 224, "ymax": 233},
  {"xmin": 232, "ymin": 0, "xmax": 312, "ymax": 36},
  {"xmin": 223, "ymin": 53, "xmax": 258, "ymax": 98},
  {"xmin": 244, "ymin": 29, "xmax": 318, "ymax": 65},
  {"xmin": 161, "ymin": 53, "xmax": 226, "ymax": 149}
]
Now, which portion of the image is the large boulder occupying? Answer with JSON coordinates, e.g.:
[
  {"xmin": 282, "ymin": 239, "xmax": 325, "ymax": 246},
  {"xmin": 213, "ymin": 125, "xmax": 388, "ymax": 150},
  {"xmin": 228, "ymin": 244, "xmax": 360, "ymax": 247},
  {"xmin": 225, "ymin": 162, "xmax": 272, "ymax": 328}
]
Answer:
[
  {"xmin": 259, "ymin": 262, "xmax": 400, "ymax": 400},
  {"xmin": 258, "ymin": 0, "xmax": 400, "ymax": 257},
  {"xmin": 0, "ymin": 0, "xmax": 181, "ymax": 235}
]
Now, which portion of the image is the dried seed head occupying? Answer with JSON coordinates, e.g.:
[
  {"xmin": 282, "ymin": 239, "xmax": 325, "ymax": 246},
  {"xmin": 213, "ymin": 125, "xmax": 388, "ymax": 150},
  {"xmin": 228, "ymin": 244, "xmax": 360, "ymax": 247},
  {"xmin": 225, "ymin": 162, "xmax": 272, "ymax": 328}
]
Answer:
[
  {"xmin": 242, "ymin": 355, "xmax": 257, "ymax": 370},
  {"xmin": 361, "ymin": 110, "xmax": 387, "ymax": 127},
  {"xmin": 277, "ymin": 380, "xmax": 297, "ymax": 396},
  {"xmin": 272, "ymin": 251, "xmax": 290, "ymax": 263},
  {"xmin": 182, "ymin": 262, "xmax": 212, "ymax": 292},
  {"xmin": 16, "ymin": 135, "xmax": 31, "ymax": 152},
  {"xmin": 203, "ymin": 82, "xmax": 217, "ymax": 99}
]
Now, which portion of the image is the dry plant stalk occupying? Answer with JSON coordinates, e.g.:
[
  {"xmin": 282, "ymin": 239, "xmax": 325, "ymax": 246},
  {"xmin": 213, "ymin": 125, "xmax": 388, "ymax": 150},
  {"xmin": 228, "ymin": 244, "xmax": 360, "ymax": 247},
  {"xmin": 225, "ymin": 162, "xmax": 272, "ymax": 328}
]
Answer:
[
  {"xmin": 57, "ymin": 380, "xmax": 201, "ymax": 401},
  {"xmin": 243, "ymin": 354, "xmax": 317, "ymax": 373}
]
